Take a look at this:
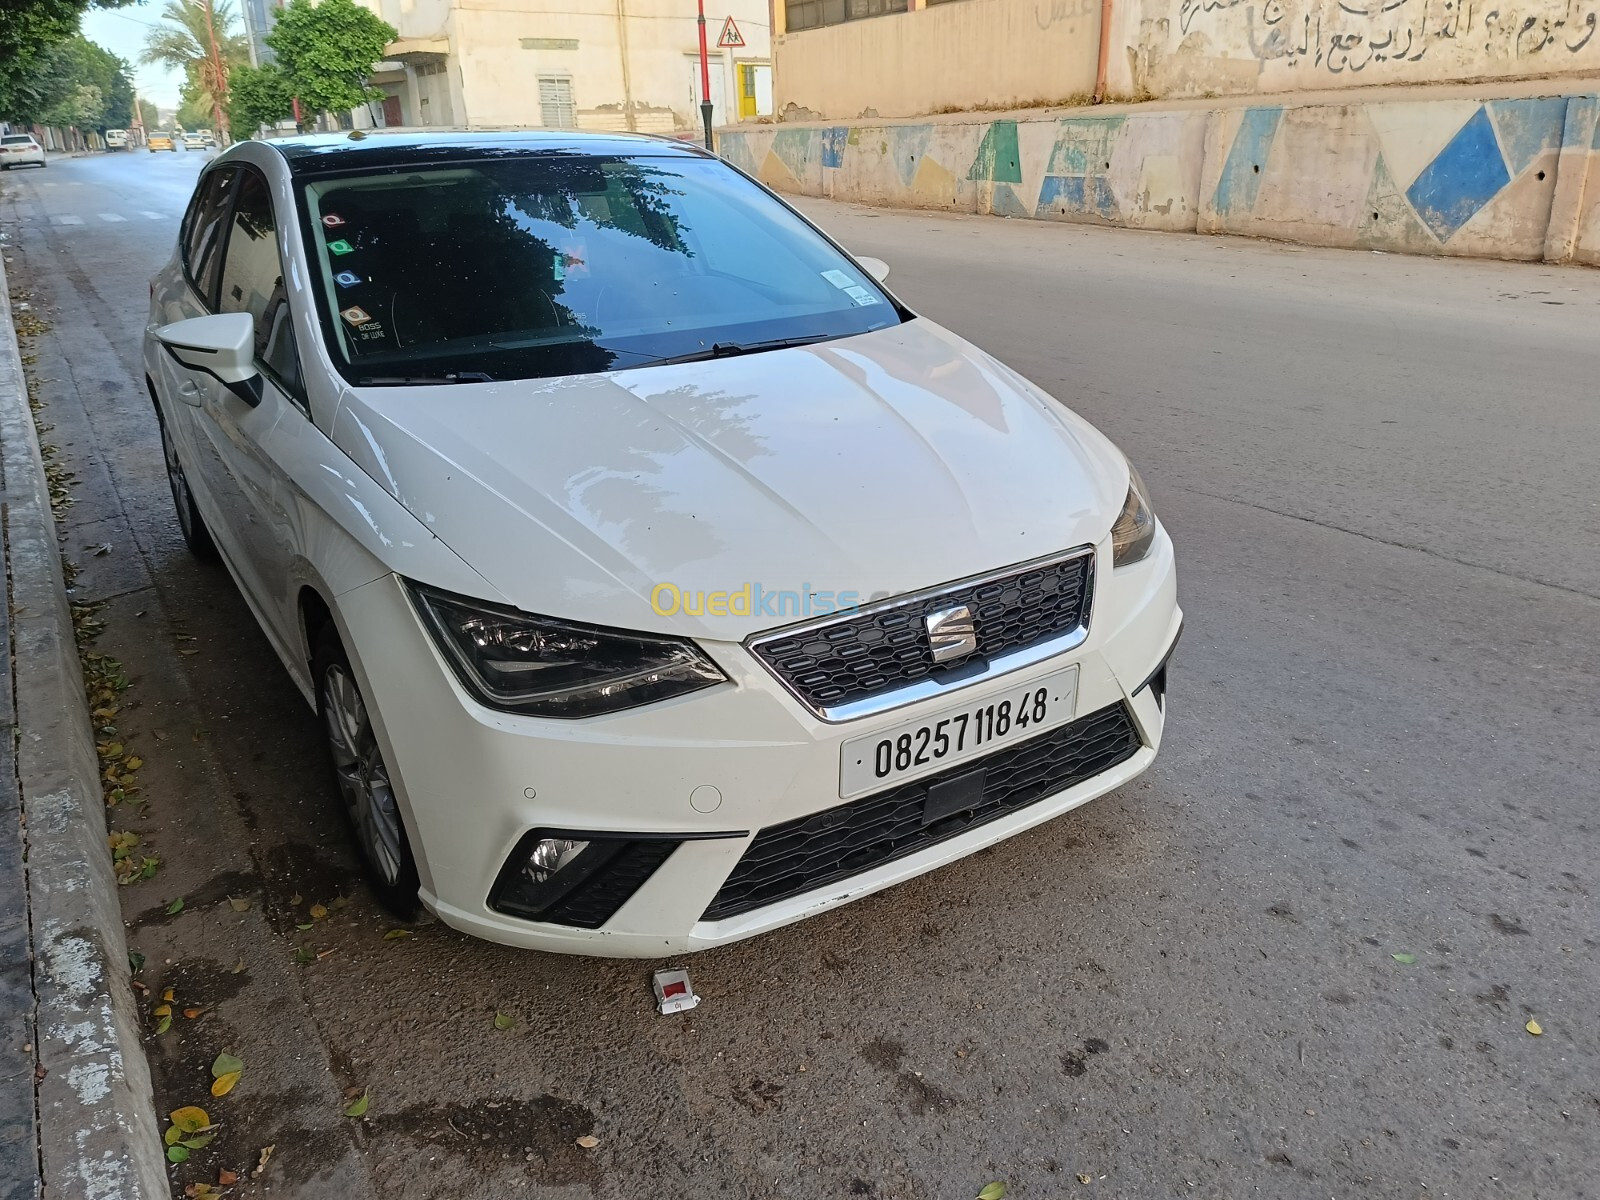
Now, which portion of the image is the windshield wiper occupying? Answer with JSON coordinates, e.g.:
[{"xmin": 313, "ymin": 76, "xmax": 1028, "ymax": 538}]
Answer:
[
  {"xmin": 635, "ymin": 334, "xmax": 837, "ymax": 368},
  {"xmin": 356, "ymin": 372, "xmax": 494, "ymax": 386}
]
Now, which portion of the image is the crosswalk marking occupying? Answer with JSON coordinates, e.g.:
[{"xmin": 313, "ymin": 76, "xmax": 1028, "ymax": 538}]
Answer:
[{"xmin": 47, "ymin": 211, "xmax": 173, "ymax": 225}]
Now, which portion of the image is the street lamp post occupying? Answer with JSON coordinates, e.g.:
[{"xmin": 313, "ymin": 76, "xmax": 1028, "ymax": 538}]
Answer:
[{"xmin": 696, "ymin": 0, "xmax": 714, "ymax": 151}]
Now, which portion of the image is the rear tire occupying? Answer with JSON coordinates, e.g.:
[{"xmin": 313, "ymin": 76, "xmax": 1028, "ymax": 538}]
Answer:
[
  {"xmin": 158, "ymin": 411, "xmax": 218, "ymax": 562},
  {"xmin": 313, "ymin": 625, "xmax": 421, "ymax": 918}
]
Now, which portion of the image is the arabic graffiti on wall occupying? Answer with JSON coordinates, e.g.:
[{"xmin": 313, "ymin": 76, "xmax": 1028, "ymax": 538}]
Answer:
[{"xmin": 1150, "ymin": 0, "xmax": 1599, "ymax": 90}]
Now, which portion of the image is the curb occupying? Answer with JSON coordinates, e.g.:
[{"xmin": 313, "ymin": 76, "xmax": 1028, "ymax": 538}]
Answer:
[{"xmin": 0, "ymin": 256, "xmax": 167, "ymax": 1191}]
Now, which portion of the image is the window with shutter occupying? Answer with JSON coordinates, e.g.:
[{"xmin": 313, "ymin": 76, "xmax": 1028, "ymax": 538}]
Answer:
[{"xmin": 537, "ymin": 75, "xmax": 577, "ymax": 129}]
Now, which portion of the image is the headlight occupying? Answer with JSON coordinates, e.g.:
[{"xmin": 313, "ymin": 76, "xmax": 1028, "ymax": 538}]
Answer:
[
  {"xmin": 407, "ymin": 582, "xmax": 726, "ymax": 718},
  {"xmin": 1111, "ymin": 464, "xmax": 1157, "ymax": 567}
]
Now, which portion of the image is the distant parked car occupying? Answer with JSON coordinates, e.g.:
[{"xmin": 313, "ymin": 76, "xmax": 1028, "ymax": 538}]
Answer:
[
  {"xmin": 0, "ymin": 134, "xmax": 45, "ymax": 169},
  {"xmin": 106, "ymin": 129, "xmax": 129, "ymax": 151},
  {"xmin": 148, "ymin": 131, "xmax": 177, "ymax": 152},
  {"xmin": 183, "ymin": 131, "xmax": 214, "ymax": 150}
]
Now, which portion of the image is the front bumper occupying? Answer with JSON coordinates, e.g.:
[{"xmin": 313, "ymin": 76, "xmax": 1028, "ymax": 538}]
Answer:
[{"xmin": 335, "ymin": 526, "xmax": 1180, "ymax": 956}]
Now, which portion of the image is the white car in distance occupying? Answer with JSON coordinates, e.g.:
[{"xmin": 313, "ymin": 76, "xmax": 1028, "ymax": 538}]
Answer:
[
  {"xmin": 144, "ymin": 131, "xmax": 1181, "ymax": 956},
  {"xmin": 1, "ymin": 134, "xmax": 45, "ymax": 169}
]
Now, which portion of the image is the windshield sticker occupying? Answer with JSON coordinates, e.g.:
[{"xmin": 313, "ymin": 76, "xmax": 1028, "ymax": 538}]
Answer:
[
  {"xmin": 334, "ymin": 271, "xmax": 362, "ymax": 288},
  {"xmin": 844, "ymin": 285, "xmax": 882, "ymax": 307},
  {"xmin": 340, "ymin": 305, "xmax": 373, "ymax": 326},
  {"xmin": 558, "ymin": 240, "xmax": 588, "ymax": 280},
  {"xmin": 327, "ymin": 239, "xmax": 355, "ymax": 256},
  {"xmin": 321, "ymin": 213, "xmax": 347, "ymax": 229},
  {"xmin": 821, "ymin": 269, "xmax": 854, "ymax": 288}
]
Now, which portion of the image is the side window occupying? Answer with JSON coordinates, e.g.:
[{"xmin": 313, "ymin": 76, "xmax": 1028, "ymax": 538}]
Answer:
[
  {"xmin": 185, "ymin": 167, "xmax": 238, "ymax": 308},
  {"xmin": 217, "ymin": 169, "xmax": 305, "ymax": 403}
]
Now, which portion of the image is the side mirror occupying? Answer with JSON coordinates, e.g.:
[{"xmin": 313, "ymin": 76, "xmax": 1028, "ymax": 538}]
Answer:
[
  {"xmin": 156, "ymin": 312, "xmax": 261, "ymax": 404},
  {"xmin": 856, "ymin": 256, "xmax": 890, "ymax": 284}
]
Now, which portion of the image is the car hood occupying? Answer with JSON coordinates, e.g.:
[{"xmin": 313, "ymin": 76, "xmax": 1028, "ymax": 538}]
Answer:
[{"xmin": 330, "ymin": 319, "xmax": 1129, "ymax": 641}]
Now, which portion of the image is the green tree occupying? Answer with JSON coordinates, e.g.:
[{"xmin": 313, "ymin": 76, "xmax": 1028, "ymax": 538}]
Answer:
[
  {"xmin": 42, "ymin": 83, "xmax": 104, "ymax": 129},
  {"xmin": 227, "ymin": 62, "xmax": 294, "ymax": 137},
  {"xmin": 141, "ymin": 0, "xmax": 249, "ymax": 141},
  {"xmin": 0, "ymin": 0, "xmax": 137, "ymax": 119},
  {"xmin": 267, "ymin": 0, "xmax": 396, "ymax": 123},
  {"xmin": 3, "ymin": 34, "xmax": 130, "ymax": 130},
  {"xmin": 176, "ymin": 86, "xmax": 212, "ymax": 131}
]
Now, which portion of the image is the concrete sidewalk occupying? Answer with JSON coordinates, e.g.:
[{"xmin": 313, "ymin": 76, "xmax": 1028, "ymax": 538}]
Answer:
[{"xmin": 1, "ymin": 236, "xmax": 166, "ymax": 1195}]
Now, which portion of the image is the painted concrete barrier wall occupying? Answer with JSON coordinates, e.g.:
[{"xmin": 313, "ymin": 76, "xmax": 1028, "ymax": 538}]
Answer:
[{"xmin": 721, "ymin": 91, "xmax": 1600, "ymax": 263}]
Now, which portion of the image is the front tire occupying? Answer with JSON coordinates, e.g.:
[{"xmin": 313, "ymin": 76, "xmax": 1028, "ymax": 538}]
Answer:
[
  {"xmin": 158, "ymin": 412, "xmax": 218, "ymax": 562},
  {"xmin": 314, "ymin": 625, "xmax": 421, "ymax": 917}
]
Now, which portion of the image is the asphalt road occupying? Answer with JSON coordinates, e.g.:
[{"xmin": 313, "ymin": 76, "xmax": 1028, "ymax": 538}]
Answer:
[{"xmin": 3, "ymin": 149, "xmax": 1597, "ymax": 1200}]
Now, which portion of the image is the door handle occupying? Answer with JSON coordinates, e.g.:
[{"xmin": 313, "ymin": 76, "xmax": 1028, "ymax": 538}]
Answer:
[{"xmin": 177, "ymin": 379, "xmax": 202, "ymax": 407}]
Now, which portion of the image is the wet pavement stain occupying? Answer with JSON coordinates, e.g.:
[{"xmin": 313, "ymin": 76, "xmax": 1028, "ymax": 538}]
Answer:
[
  {"xmin": 861, "ymin": 1038, "xmax": 958, "ymax": 1116},
  {"xmin": 365, "ymin": 1095, "xmax": 602, "ymax": 1189}
]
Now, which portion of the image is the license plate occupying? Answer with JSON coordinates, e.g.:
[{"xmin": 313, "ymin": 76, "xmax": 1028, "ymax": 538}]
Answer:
[{"xmin": 838, "ymin": 666, "xmax": 1080, "ymax": 798}]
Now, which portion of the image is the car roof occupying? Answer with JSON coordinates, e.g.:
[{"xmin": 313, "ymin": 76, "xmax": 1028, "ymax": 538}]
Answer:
[{"xmin": 263, "ymin": 129, "xmax": 715, "ymax": 177}]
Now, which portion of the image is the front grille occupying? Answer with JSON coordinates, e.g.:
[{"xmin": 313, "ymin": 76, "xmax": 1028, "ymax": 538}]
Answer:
[
  {"xmin": 703, "ymin": 701, "xmax": 1141, "ymax": 922},
  {"xmin": 748, "ymin": 550, "xmax": 1093, "ymax": 716}
]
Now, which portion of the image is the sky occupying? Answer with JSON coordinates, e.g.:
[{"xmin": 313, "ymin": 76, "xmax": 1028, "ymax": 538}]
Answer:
[{"xmin": 81, "ymin": 4, "xmax": 186, "ymax": 110}]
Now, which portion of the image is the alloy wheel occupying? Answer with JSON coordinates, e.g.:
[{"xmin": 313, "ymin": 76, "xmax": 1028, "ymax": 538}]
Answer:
[
  {"xmin": 160, "ymin": 420, "xmax": 196, "ymax": 543},
  {"xmin": 321, "ymin": 663, "xmax": 405, "ymax": 886}
]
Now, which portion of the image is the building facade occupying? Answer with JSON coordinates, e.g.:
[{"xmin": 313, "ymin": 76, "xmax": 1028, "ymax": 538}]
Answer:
[
  {"xmin": 766, "ymin": 0, "xmax": 1600, "ymax": 122},
  {"xmin": 359, "ymin": 0, "xmax": 774, "ymax": 133}
]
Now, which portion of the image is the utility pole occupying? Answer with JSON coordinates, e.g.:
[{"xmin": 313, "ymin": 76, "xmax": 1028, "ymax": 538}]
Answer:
[
  {"xmin": 696, "ymin": 0, "xmax": 713, "ymax": 151},
  {"xmin": 201, "ymin": 0, "xmax": 231, "ymax": 142},
  {"xmin": 616, "ymin": 0, "xmax": 636, "ymax": 131}
]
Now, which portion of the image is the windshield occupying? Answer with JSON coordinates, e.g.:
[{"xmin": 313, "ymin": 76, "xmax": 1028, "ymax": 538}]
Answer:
[{"xmin": 297, "ymin": 154, "xmax": 902, "ymax": 383}]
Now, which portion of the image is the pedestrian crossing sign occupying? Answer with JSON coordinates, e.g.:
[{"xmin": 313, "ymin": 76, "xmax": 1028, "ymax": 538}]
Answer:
[{"xmin": 717, "ymin": 16, "xmax": 745, "ymax": 47}]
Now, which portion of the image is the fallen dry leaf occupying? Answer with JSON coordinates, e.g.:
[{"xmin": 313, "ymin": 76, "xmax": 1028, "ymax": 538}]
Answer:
[
  {"xmin": 217, "ymin": 1168, "xmax": 239, "ymax": 1185},
  {"xmin": 576, "ymin": 1134, "xmax": 600, "ymax": 1149},
  {"xmin": 211, "ymin": 1072, "xmax": 241, "ymax": 1097},
  {"xmin": 169, "ymin": 1105, "xmax": 211, "ymax": 1134},
  {"xmin": 227, "ymin": 897, "xmax": 250, "ymax": 912},
  {"xmin": 309, "ymin": 903, "xmax": 328, "ymax": 920},
  {"xmin": 1526, "ymin": 1019, "xmax": 1543, "ymax": 1036},
  {"xmin": 252, "ymin": 1144, "xmax": 275, "ymax": 1178}
]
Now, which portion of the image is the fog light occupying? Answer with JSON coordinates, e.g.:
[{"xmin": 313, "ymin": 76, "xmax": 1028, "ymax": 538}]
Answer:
[
  {"xmin": 527, "ymin": 837, "xmax": 589, "ymax": 882},
  {"xmin": 488, "ymin": 830, "xmax": 690, "ymax": 929}
]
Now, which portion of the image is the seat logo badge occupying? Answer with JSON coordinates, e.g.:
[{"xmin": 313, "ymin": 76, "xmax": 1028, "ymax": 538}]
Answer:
[{"xmin": 924, "ymin": 605, "xmax": 978, "ymax": 663}]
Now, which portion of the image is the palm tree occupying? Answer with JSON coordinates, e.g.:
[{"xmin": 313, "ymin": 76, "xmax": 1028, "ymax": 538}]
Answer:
[{"xmin": 141, "ymin": 0, "xmax": 250, "ymax": 142}]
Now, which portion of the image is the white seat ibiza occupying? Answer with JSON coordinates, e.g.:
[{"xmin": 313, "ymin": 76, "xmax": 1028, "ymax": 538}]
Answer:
[{"xmin": 145, "ymin": 132, "xmax": 1180, "ymax": 956}]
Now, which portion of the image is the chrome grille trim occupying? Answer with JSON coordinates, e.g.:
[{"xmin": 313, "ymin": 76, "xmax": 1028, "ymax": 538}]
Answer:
[{"xmin": 744, "ymin": 545, "xmax": 1096, "ymax": 723}]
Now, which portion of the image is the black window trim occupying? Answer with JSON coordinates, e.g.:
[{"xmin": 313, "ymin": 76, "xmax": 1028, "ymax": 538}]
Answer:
[{"xmin": 186, "ymin": 161, "xmax": 311, "ymax": 414}]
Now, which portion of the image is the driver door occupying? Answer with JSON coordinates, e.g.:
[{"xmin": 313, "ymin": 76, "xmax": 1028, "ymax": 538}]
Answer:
[{"xmin": 189, "ymin": 166, "xmax": 306, "ymax": 656}]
